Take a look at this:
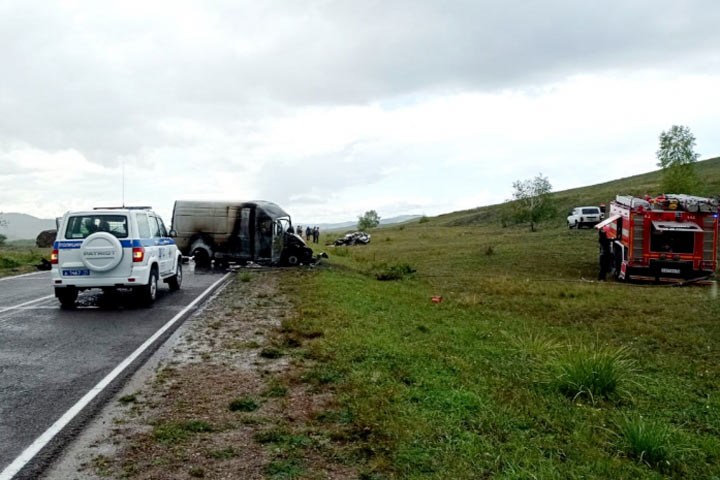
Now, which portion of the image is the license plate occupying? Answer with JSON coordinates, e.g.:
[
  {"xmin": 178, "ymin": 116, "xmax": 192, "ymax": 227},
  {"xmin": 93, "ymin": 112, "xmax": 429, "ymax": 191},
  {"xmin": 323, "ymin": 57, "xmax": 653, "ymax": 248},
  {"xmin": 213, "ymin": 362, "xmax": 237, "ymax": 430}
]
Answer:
[
  {"xmin": 661, "ymin": 268, "xmax": 681, "ymax": 274},
  {"xmin": 62, "ymin": 269, "xmax": 90, "ymax": 276}
]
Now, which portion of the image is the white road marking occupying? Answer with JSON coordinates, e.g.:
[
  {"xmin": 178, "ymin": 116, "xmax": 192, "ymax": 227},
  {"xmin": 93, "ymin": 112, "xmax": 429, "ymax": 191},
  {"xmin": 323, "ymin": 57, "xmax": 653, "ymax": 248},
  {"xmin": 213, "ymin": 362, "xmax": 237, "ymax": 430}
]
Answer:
[
  {"xmin": 0, "ymin": 295, "xmax": 55, "ymax": 315},
  {"xmin": 12, "ymin": 307, "xmax": 61, "ymax": 310},
  {"xmin": 0, "ymin": 272, "xmax": 232, "ymax": 480},
  {"xmin": 0, "ymin": 271, "xmax": 47, "ymax": 282}
]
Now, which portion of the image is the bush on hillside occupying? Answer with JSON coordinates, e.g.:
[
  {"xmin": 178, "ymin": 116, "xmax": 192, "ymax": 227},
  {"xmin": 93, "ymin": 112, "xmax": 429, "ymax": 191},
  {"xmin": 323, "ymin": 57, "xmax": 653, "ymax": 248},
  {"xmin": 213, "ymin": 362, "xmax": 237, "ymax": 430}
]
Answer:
[
  {"xmin": 372, "ymin": 262, "xmax": 416, "ymax": 281},
  {"xmin": 656, "ymin": 125, "xmax": 701, "ymax": 194},
  {"xmin": 510, "ymin": 173, "xmax": 557, "ymax": 231},
  {"xmin": 358, "ymin": 210, "xmax": 381, "ymax": 230}
]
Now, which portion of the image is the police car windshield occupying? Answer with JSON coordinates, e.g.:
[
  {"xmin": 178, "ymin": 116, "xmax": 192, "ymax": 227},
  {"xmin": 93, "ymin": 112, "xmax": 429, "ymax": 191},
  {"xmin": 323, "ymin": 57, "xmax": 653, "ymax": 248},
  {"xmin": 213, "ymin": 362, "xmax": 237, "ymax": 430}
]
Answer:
[
  {"xmin": 65, "ymin": 215, "xmax": 129, "ymax": 239},
  {"xmin": 582, "ymin": 208, "xmax": 599, "ymax": 214}
]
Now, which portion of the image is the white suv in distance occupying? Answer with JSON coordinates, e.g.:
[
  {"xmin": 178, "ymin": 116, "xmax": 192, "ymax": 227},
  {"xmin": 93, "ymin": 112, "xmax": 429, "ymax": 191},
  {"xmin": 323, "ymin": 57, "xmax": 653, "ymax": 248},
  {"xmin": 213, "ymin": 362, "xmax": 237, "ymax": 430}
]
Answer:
[
  {"xmin": 567, "ymin": 206, "xmax": 604, "ymax": 229},
  {"xmin": 51, "ymin": 207, "xmax": 182, "ymax": 308}
]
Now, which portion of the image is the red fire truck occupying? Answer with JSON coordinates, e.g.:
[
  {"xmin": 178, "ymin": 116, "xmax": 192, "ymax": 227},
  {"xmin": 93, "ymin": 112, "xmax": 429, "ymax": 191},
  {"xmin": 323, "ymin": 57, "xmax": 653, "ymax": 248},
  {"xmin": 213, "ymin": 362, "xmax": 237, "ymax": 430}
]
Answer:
[{"xmin": 596, "ymin": 194, "xmax": 719, "ymax": 283}]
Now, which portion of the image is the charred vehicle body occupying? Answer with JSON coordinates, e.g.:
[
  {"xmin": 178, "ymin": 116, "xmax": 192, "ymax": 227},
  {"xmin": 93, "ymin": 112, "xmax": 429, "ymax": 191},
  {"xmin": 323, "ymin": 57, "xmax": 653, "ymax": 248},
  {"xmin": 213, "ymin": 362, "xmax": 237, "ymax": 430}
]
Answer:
[
  {"xmin": 171, "ymin": 200, "xmax": 313, "ymax": 266},
  {"xmin": 596, "ymin": 194, "xmax": 718, "ymax": 283},
  {"xmin": 334, "ymin": 231, "xmax": 371, "ymax": 246}
]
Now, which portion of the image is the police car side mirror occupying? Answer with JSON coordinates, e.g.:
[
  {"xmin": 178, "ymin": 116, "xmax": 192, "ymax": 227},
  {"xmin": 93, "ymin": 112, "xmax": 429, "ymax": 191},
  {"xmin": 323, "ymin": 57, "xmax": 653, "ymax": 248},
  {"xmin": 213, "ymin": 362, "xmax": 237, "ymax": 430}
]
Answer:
[{"xmin": 169, "ymin": 229, "xmax": 178, "ymax": 237}]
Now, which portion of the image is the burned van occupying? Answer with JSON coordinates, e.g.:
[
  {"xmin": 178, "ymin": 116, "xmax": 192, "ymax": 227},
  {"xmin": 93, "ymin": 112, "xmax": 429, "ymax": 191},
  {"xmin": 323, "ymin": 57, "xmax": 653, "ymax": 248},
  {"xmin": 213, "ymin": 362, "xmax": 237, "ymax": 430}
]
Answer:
[{"xmin": 170, "ymin": 200, "xmax": 313, "ymax": 267}]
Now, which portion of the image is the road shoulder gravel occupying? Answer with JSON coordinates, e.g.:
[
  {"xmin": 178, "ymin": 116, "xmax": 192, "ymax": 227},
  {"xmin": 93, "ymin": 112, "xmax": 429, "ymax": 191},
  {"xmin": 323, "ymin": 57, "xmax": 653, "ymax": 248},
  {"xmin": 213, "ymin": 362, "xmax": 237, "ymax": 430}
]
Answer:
[{"xmin": 42, "ymin": 269, "xmax": 354, "ymax": 480}]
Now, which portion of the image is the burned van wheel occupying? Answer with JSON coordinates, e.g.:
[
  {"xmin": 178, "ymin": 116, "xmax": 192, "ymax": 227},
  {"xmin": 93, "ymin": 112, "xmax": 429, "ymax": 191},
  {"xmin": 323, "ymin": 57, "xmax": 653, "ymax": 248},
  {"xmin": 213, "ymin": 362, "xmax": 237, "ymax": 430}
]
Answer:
[
  {"xmin": 286, "ymin": 254, "xmax": 300, "ymax": 266},
  {"xmin": 193, "ymin": 249, "xmax": 211, "ymax": 269},
  {"xmin": 56, "ymin": 287, "xmax": 78, "ymax": 309}
]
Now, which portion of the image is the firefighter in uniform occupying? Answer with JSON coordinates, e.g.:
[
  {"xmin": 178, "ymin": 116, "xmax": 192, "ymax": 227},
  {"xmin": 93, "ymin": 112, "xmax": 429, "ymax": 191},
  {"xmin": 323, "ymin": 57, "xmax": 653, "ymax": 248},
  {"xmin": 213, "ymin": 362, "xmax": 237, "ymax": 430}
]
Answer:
[{"xmin": 598, "ymin": 229, "xmax": 611, "ymax": 281}]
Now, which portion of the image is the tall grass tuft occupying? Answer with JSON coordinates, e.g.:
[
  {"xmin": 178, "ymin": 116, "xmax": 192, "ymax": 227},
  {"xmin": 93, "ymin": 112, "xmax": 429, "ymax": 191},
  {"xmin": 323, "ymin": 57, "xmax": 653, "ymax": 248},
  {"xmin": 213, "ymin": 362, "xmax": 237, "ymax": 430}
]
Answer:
[
  {"xmin": 616, "ymin": 416, "xmax": 680, "ymax": 470},
  {"xmin": 509, "ymin": 332, "xmax": 561, "ymax": 359},
  {"xmin": 553, "ymin": 345, "xmax": 634, "ymax": 403}
]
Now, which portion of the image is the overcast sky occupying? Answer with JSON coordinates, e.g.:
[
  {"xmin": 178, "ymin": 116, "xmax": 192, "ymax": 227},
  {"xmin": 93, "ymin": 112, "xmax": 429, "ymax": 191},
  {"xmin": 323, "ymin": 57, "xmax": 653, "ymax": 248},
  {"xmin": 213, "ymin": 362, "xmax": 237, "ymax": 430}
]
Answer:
[{"xmin": 1, "ymin": 0, "xmax": 719, "ymax": 224}]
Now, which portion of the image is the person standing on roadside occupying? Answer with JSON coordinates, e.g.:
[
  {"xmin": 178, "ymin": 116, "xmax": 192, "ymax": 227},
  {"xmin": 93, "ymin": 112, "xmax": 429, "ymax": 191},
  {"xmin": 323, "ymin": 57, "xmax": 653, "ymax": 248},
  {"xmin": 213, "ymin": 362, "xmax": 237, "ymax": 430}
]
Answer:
[
  {"xmin": 313, "ymin": 226, "xmax": 320, "ymax": 244},
  {"xmin": 598, "ymin": 229, "xmax": 611, "ymax": 281},
  {"xmin": 305, "ymin": 225, "xmax": 312, "ymax": 241},
  {"xmin": 296, "ymin": 225, "xmax": 302, "ymax": 236}
]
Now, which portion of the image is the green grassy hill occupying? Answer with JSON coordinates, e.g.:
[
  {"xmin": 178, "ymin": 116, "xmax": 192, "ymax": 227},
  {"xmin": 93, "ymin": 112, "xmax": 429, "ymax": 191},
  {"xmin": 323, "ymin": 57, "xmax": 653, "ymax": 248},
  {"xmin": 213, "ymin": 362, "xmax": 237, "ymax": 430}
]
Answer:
[
  {"xmin": 440, "ymin": 156, "xmax": 720, "ymax": 227},
  {"xmin": 277, "ymin": 157, "xmax": 720, "ymax": 479}
]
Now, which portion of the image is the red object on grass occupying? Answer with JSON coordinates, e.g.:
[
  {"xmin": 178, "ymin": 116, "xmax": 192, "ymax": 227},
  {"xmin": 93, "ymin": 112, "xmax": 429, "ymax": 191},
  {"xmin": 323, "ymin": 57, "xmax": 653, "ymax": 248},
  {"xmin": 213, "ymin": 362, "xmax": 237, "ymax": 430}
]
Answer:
[{"xmin": 431, "ymin": 296, "xmax": 443, "ymax": 303}]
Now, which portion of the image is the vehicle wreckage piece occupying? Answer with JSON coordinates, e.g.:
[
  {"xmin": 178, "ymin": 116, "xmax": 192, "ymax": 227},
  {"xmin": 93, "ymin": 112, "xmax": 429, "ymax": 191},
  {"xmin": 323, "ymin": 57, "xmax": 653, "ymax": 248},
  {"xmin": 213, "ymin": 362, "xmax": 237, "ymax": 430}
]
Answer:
[{"xmin": 333, "ymin": 231, "xmax": 371, "ymax": 246}]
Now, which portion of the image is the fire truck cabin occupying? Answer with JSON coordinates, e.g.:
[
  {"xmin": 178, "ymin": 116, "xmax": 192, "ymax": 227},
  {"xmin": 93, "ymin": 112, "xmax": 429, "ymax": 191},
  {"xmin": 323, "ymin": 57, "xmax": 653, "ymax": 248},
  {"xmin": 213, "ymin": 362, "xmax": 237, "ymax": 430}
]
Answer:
[{"xmin": 596, "ymin": 194, "xmax": 719, "ymax": 283}]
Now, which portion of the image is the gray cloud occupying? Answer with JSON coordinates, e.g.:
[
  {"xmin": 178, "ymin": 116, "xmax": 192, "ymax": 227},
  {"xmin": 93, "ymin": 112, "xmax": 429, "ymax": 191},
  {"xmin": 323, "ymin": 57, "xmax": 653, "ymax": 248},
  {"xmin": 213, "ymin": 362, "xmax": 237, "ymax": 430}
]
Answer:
[
  {"xmin": 1, "ymin": 0, "xmax": 719, "ymax": 163},
  {"xmin": 1, "ymin": 1, "xmax": 719, "ymax": 223}
]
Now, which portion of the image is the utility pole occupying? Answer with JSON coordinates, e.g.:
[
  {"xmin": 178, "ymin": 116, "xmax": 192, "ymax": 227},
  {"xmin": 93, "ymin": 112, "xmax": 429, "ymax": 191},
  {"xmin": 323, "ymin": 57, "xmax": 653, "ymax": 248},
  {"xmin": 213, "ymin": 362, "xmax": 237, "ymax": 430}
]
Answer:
[{"xmin": 122, "ymin": 159, "xmax": 125, "ymax": 207}]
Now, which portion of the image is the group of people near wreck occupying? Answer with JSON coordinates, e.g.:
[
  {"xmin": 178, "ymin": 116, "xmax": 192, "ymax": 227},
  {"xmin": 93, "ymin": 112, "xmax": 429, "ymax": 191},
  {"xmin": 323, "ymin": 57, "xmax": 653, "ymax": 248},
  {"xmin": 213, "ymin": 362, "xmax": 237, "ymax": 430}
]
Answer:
[{"xmin": 295, "ymin": 225, "xmax": 320, "ymax": 244}]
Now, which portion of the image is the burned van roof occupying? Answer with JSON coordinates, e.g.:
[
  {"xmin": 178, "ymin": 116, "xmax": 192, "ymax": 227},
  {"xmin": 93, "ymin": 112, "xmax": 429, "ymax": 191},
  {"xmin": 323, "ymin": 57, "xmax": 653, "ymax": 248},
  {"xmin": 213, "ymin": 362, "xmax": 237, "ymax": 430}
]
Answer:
[{"xmin": 173, "ymin": 200, "xmax": 290, "ymax": 219}]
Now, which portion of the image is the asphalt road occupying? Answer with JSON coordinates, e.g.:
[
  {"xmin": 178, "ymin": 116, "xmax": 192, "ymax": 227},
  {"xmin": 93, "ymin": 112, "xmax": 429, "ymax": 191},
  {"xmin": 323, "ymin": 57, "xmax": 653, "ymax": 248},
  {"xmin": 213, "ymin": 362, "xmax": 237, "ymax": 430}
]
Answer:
[{"xmin": 0, "ymin": 267, "xmax": 227, "ymax": 477}]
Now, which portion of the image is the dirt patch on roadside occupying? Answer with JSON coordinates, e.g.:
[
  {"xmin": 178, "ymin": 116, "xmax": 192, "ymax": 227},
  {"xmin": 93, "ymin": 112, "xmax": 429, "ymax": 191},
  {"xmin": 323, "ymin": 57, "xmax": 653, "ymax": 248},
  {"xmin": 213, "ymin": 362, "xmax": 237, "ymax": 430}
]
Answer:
[{"xmin": 80, "ymin": 270, "xmax": 356, "ymax": 480}]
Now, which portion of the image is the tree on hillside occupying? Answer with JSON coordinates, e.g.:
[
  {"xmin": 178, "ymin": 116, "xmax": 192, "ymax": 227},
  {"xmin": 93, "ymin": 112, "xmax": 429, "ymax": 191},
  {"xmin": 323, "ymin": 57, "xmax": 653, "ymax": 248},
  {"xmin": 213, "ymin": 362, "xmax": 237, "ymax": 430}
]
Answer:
[
  {"xmin": 358, "ymin": 210, "xmax": 381, "ymax": 230},
  {"xmin": 0, "ymin": 234, "xmax": 6, "ymax": 247},
  {"xmin": 511, "ymin": 173, "xmax": 555, "ymax": 232},
  {"xmin": 656, "ymin": 125, "xmax": 701, "ymax": 194},
  {"xmin": 0, "ymin": 212, "xmax": 7, "ymax": 229}
]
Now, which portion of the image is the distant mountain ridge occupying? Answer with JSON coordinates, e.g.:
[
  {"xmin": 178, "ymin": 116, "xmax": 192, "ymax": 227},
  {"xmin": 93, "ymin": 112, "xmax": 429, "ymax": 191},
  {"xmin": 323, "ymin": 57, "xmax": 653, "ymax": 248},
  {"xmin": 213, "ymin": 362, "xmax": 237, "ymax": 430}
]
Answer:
[
  {"xmin": 0, "ymin": 213, "xmax": 56, "ymax": 240},
  {"xmin": 308, "ymin": 215, "xmax": 422, "ymax": 231},
  {"xmin": 0, "ymin": 212, "xmax": 421, "ymax": 240}
]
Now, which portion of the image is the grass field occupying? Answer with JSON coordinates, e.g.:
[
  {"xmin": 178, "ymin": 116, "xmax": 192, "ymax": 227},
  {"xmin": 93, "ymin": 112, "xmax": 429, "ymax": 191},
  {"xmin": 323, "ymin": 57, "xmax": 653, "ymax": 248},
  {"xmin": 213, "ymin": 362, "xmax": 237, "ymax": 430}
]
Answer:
[
  {"xmin": 0, "ymin": 240, "xmax": 48, "ymax": 278},
  {"xmin": 277, "ymin": 158, "xmax": 720, "ymax": 479}
]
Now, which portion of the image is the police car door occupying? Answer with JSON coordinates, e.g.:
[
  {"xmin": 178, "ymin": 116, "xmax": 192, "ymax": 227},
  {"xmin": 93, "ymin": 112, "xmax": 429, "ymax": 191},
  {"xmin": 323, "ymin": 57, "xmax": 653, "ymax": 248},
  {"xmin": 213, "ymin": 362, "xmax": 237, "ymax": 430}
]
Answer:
[{"xmin": 150, "ymin": 215, "xmax": 172, "ymax": 275}]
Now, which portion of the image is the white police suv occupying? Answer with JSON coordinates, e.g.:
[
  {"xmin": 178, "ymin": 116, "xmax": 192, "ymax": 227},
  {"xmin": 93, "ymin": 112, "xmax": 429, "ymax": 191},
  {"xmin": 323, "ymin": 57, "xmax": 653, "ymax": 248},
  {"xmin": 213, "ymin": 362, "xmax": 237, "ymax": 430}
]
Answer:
[{"xmin": 51, "ymin": 207, "xmax": 182, "ymax": 308}]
